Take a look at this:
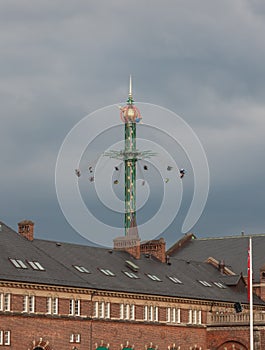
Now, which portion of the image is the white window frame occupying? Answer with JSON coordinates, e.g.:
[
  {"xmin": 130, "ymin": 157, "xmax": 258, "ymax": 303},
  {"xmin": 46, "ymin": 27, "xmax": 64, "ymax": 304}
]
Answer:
[
  {"xmin": 47, "ymin": 297, "xmax": 52, "ymax": 314},
  {"xmin": 188, "ymin": 309, "xmax": 201, "ymax": 324},
  {"xmin": 69, "ymin": 299, "xmax": 74, "ymax": 315},
  {"xmin": 197, "ymin": 310, "xmax": 202, "ymax": 324},
  {"xmin": 192, "ymin": 309, "xmax": 197, "ymax": 324},
  {"xmin": 176, "ymin": 308, "xmax": 181, "ymax": 323},
  {"xmin": 75, "ymin": 299, "xmax": 80, "ymax": 316},
  {"xmin": 52, "ymin": 297, "xmax": 58, "ymax": 314},
  {"xmin": 99, "ymin": 301, "xmax": 104, "ymax": 318},
  {"xmin": 70, "ymin": 334, "xmax": 75, "ymax": 343},
  {"xmin": 120, "ymin": 303, "xmax": 124, "ymax": 319},
  {"xmin": 0, "ymin": 331, "xmax": 3, "ymax": 345},
  {"xmin": 29, "ymin": 295, "xmax": 35, "ymax": 313},
  {"xmin": 105, "ymin": 302, "xmax": 110, "ymax": 319},
  {"xmin": 47, "ymin": 297, "xmax": 58, "ymax": 314},
  {"xmin": 0, "ymin": 294, "xmax": 3, "ymax": 311},
  {"xmin": 4, "ymin": 293, "xmax": 10, "ymax": 311},
  {"xmin": 144, "ymin": 305, "xmax": 158, "ymax": 322},
  {"xmin": 23, "ymin": 295, "xmax": 34, "ymax": 313},
  {"xmin": 144, "ymin": 305, "xmax": 148, "ymax": 321},
  {"xmin": 188, "ymin": 309, "xmax": 192, "ymax": 324},
  {"xmin": 167, "ymin": 307, "xmax": 180, "ymax": 323},
  {"xmin": 94, "ymin": 301, "xmax": 99, "ymax": 318},
  {"xmin": 4, "ymin": 331, "xmax": 10, "ymax": 345},
  {"xmin": 154, "ymin": 306, "xmax": 159, "ymax": 322},
  {"xmin": 23, "ymin": 295, "xmax": 28, "ymax": 313},
  {"xmin": 130, "ymin": 304, "xmax": 135, "ymax": 320},
  {"xmin": 76, "ymin": 334, "xmax": 81, "ymax": 343}
]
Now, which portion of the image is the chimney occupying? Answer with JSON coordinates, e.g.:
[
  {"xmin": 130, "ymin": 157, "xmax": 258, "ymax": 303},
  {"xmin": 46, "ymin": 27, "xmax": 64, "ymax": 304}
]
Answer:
[
  {"xmin": 140, "ymin": 238, "xmax": 166, "ymax": 263},
  {"xmin": 18, "ymin": 220, "xmax": 34, "ymax": 241}
]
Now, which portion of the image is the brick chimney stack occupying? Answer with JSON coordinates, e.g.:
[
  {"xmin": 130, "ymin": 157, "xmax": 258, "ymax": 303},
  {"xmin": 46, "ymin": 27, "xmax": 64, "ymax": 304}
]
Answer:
[
  {"xmin": 18, "ymin": 220, "xmax": 34, "ymax": 241},
  {"xmin": 140, "ymin": 238, "xmax": 166, "ymax": 263}
]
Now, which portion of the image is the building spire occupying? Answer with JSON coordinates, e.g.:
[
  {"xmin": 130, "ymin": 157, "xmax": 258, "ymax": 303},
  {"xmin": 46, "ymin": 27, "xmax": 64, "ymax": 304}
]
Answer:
[{"xmin": 127, "ymin": 74, "xmax": 134, "ymax": 105}]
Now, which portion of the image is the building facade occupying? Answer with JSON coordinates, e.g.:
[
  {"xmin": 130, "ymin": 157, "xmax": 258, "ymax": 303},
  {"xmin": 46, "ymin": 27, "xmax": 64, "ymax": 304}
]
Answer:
[{"xmin": 0, "ymin": 221, "xmax": 265, "ymax": 349}]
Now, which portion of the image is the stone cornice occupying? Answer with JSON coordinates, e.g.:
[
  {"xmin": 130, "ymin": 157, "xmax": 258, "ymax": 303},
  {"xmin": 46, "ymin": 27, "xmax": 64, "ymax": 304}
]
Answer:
[{"xmin": 0, "ymin": 280, "xmax": 256, "ymax": 309}]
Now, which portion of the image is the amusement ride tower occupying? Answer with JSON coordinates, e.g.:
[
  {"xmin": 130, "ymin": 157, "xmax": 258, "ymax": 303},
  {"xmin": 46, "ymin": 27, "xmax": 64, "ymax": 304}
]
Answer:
[
  {"xmin": 105, "ymin": 76, "xmax": 155, "ymax": 238},
  {"xmin": 75, "ymin": 77, "xmax": 185, "ymax": 254}
]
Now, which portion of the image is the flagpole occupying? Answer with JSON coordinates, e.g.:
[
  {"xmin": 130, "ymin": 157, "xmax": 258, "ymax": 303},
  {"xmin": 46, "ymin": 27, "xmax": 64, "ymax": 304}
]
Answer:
[{"xmin": 249, "ymin": 236, "xmax": 254, "ymax": 350}]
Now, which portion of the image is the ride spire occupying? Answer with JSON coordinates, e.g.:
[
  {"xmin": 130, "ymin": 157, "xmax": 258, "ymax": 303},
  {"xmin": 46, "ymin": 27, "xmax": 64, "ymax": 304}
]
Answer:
[{"xmin": 127, "ymin": 74, "xmax": 134, "ymax": 105}]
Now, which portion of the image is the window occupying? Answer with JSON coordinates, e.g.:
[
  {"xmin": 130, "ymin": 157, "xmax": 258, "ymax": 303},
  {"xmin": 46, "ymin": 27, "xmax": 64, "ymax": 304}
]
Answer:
[
  {"xmin": 198, "ymin": 280, "xmax": 212, "ymax": 287},
  {"xmin": 144, "ymin": 305, "xmax": 158, "ymax": 322},
  {"xmin": 0, "ymin": 330, "xmax": 11, "ymax": 346},
  {"xmin": 3, "ymin": 294, "xmax": 10, "ymax": 312},
  {"xmin": 168, "ymin": 276, "xmax": 183, "ymax": 284},
  {"xmin": 4, "ymin": 331, "xmax": 10, "ymax": 345},
  {"xmin": 69, "ymin": 299, "xmax": 80, "ymax": 316},
  {"xmin": 123, "ymin": 271, "xmax": 139, "ymax": 279},
  {"xmin": 120, "ymin": 304, "xmax": 135, "ymax": 320},
  {"xmin": 47, "ymin": 297, "xmax": 58, "ymax": 314},
  {"xmin": 99, "ymin": 268, "xmax": 115, "ymax": 276},
  {"xmin": 23, "ymin": 295, "xmax": 35, "ymax": 313},
  {"xmin": 70, "ymin": 334, "xmax": 81, "ymax": 343},
  {"xmin": 94, "ymin": 301, "xmax": 110, "ymax": 319},
  {"xmin": 73, "ymin": 265, "xmax": 90, "ymax": 273},
  {"xmin": 146, "ymin": 274, "xmax": 161, "ymax": 282},
  {"xmin": 28, "ymin": 261, "xmax": 45, "ymax": 271},
  {"xmin": 167, "ymin": 307, "xmax": 181, "ymax": 323},
  {"xmin": 125, "ymin": 260, "xmax": 139, "ymax": 272},
  {"xmin": 213, "ymin": 282, "xmax": 227, "ymax": 289},
  {"xmin": 9, "ymin": 258, "xmax": 27, "ymax": 269},
  {"xmin": 188, "ymin": 309, "xmax": 202, "ymax": 324},
  {"xmin": 94, "ymin": 301, "xmax": 99, "ymax": 318}
]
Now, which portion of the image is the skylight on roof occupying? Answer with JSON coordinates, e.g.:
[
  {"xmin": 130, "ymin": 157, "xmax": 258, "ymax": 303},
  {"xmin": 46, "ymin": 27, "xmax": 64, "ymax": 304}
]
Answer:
[
  {"xmin": 10, "ymin": 258, "xmax": 27, "ymax": 269},
  {"xmin": 123, "ymin": 271, "xmax": 139, "ymax": 279},
  {"xmin": 198, "ymin": 280, "xmax": 212, "ymax": 287},
  {"xmin": 74, "ymin": 265, "xmax": 90, "ymax": 273},
  {"xmin": 213, "ymin": 282, "xmax": 227, "ymax": 289},
  {"xmin": 28, "ymin": 261, "xmax": 45, "ymax": 271},
  {"xmin": 99, "ymin": 268, "xmax": 115, "ymax": 276},
  {"xmin": 147, "ymin": 274, "xmax": 161, "ymax": 282},
  {"xmin": 125, "ymin": 260, "xmax": 139, "ymax": 272},
  {"xmin": 168, "ymin": 276, "xmax": 183, "ymax": 284}
]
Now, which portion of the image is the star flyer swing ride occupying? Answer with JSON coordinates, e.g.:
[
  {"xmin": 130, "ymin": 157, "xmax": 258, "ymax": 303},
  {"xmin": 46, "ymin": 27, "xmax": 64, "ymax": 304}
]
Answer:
[{"xmin": 75, "ymin": 76, "xmax": 185, "ymax": 236}]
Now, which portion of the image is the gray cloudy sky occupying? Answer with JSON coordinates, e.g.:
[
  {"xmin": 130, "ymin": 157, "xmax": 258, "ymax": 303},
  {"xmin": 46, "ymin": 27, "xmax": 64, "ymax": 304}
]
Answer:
[{"xmin": 1, "ymin": 0, "xmax": 265, "ymax": 247}]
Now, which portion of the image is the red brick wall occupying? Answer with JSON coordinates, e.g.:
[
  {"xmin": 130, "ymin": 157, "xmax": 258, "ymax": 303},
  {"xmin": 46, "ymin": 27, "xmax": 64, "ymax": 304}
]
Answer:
[
  {"xmin": 207, "ymin": 327, "xmax": 249, "ymax": 349},
  {"xmin": 2, "ymin": 292, "xmax": 265, "ymax": 349},
  {"xmin": 0, "ymin": 313, "xmax": 209, "ymax": 350}
]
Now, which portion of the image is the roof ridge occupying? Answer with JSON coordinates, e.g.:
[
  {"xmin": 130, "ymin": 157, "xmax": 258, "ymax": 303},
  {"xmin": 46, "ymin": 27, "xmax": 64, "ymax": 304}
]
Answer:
[{"xmin": 197, "ymin": 233, "xmax": 265, "ymax": 241}]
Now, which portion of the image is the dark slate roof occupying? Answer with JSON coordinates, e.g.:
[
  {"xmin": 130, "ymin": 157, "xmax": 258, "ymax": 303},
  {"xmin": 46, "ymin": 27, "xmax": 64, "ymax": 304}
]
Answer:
[
  {"xmin": 0, "ymin": 221, "xmax": 264, "ymax": 305},
  {"xmin": 168, "ymin": 234, "xmax": 265, "ymax": 283}
]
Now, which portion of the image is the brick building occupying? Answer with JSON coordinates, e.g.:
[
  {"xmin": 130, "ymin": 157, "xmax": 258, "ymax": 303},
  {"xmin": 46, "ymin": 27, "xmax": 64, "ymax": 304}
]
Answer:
[{"xmin": 0, "ymin": 220, "xmax": 265, "ymax": 350}]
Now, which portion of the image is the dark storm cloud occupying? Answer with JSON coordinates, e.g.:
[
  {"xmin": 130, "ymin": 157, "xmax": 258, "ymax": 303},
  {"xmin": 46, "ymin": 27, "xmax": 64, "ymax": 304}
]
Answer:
[{"xmin": 1, "ymin": 0, "xmax": 264, "ymax": 244}]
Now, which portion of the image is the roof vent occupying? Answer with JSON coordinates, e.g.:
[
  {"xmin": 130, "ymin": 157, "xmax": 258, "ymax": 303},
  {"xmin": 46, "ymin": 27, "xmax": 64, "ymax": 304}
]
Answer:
[
  {"xmin": 0, "ymin": 224, "xmax": 2, "ymax": 231},
  {"xmin": 56, "ymin": 242, "xmax": 62, "ymax": 247},
  {"xmin": 125, "ymin": 260, "xmax": 139, "ymax": 272}
]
